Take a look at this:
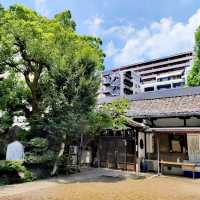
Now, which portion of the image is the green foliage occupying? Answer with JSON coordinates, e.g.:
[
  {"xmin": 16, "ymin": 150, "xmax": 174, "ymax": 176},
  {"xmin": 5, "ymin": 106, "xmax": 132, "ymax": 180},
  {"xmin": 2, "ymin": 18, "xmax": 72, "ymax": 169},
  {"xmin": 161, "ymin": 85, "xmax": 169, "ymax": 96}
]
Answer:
[
  {"xmin": 54, "ymin": 10, "xmax": 76, "ymax": 30},
  {"xmin": 25, "ymin": 137, "xmax": 55, "ymax": 165},
  {"xmin": 0, "ymin": 161, "xmax": 24, "ymax": 172},
  {"xmin": 0, "ymin": 4, "xmax": 104, "ymax": 175},
  {"xmin": 29, "ymin": 137, "xmax": 48, "ymax": 149},
  {"xmin": 87, "ymin": 111, "xmax": 112, "ymax": 134},
  {"xmin": 0, "ymin": 111, "xmax": 13, "ymax": 129},
  {"xmin": 0, "ymin": 160, "xmax": 35, "ymax": 182},
  {"xmin": 100, "ymin": 98, "xmax": 129, "ymax": 129},
  {"xmin": 0, "ymin": 3, "xmax": 104, "ymax": 126},
  {"xmin": 0, "ymin": 72, "xmax": 30, "ymax": 129},
  {"xmin": 0, "ymin": 73, "xmax": 30, "ymax": 109},
  {"xmin": 16, "ymin": 129, "xmax": 29, "ymax": 141},
  {"xmin": 188, "ymin": 26, "xmax": 200, "ymax": 86},
  {"xmin": 86, "ymin": 98, "xmax": 129, "ymax": 135},
  {"xmin": 25, "ymin": 150, "xmax": 55, "ymax": 165}
]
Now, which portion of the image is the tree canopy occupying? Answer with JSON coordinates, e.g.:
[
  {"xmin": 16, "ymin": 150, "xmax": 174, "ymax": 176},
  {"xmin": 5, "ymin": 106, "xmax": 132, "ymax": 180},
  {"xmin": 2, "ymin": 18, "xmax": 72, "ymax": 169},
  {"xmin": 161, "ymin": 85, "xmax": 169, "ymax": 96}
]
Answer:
[
  {"xmin": 188, "ymin": 26, "xmax": 200, "ymax": 86},
  {"xmin": 88, "ymin": 98, "xmax": 129, "ymax": 135},
  {"xmin": 0, "ymin": 4, "xmax": 104, "ymax": 130},
  {"xmin": 0, "ymin": 4, "xmax": 105, "ymax": 174}
]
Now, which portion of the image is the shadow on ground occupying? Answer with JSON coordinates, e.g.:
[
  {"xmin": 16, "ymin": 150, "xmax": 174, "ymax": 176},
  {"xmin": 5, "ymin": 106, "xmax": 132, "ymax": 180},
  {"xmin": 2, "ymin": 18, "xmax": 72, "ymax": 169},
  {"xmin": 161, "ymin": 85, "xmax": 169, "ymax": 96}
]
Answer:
[{"xmin": 48, "ymin": 168, "xmax": 146, "ymax": 185}]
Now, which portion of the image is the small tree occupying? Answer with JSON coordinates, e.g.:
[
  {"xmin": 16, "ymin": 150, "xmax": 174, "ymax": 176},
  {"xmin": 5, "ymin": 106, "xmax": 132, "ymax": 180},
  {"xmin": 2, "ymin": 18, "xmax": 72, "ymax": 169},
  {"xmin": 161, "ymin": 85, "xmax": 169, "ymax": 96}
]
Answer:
[
  {"xmin": 100, "ymin": 98, "xmax": 129, "ymax": 129},
  {"xmin": 87, "ymin": 98, "xmax": 129, "ymax": 135}
]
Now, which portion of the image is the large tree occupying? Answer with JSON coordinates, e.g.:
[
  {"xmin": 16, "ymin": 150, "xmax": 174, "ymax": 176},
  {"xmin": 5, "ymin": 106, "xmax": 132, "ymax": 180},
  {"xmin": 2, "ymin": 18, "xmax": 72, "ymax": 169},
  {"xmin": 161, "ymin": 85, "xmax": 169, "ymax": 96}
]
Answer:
[
  {"xmin": 188, "ymin": 27, "xmax": 200, "ymax": 86},
  {"xmin": 0, "ymin": 4, "xmax": 103, "ymax": 117},
  {"xmin": 0, "ymin": 4, "xmax": 104, "ymax": 174},
  {"xmin": 0, "ymin": 4, "xmax": 104, "ymax": 122}
]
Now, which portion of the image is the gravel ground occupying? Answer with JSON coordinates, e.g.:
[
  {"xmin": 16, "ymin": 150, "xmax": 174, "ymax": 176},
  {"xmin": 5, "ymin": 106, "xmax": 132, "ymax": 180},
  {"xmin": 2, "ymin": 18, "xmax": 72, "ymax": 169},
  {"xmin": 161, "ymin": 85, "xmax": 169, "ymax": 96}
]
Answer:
[{"xmin": 1, "ymin": 168, "xmax": 200, "ymax": 200}]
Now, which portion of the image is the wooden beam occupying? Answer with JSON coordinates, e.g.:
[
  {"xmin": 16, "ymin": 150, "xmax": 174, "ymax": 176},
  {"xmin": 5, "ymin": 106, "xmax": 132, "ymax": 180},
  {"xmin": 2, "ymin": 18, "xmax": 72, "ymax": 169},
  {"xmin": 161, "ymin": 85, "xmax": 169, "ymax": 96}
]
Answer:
[{"xmin": 147, "ymin": 127, "xmax": 200, "ymax": 133}]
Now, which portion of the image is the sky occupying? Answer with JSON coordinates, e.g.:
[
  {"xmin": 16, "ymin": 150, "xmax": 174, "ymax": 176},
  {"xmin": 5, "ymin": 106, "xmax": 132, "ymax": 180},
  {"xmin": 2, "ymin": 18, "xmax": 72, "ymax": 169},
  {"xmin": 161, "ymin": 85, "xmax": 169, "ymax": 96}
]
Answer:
[{"xmin": 1, "ymin": 0, "xmax": 200, "ymax": 70}]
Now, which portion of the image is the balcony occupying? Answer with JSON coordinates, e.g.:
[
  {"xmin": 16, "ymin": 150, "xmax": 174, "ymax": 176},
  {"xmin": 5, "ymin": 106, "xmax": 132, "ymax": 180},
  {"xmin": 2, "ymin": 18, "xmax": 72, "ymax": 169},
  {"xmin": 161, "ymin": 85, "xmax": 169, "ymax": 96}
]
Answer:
[
  {"xmin": 134, "ymin": 56, "xmax": 192, "ymax": 72},
  {"xmin": 124, "ymin": 73, "xmax": 132, "ymax": 80},
  {"xmin": 103, "ymin": 87, "xmax": 120, "ymax": 96},
  {"xmin": 103, "ymin": 78, "xmax": 111, "ymax": 85},
  {"xmin": 124, "ymin": 84, "xmax": 133, "ymax": 91},
  {"xmin": 124, "ymin": 79, "xmax": 133, "ymax": 87},
  {"xmin": 124, "ymin": 87, "xmax": 133, "ymax": 95}
]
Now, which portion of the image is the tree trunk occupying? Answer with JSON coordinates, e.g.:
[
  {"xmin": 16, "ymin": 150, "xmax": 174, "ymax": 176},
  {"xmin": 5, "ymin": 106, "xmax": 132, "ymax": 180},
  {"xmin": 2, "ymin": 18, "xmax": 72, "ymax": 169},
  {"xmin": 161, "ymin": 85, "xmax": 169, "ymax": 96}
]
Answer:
[
  {"xmin": 79, "ymin": 133, "xmax": 83, "ymax": 167},
  {"xmin": 31, "ymin": 91, "xmax": 39, "ymax": 115},
  {"xmin": 24, "ymin": 70, "xmax": 41, "ymax": 117},
  {"xmin": 51, "ymin": 134, "xmax": 66, "ymax": 176}
]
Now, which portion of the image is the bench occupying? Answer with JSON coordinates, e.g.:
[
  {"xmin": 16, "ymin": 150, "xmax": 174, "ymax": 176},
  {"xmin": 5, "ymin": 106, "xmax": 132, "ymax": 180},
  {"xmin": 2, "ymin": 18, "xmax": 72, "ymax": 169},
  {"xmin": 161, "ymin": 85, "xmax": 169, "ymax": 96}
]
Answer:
[{"xmin": 160, "ymin": 160, "xmax": 197, "ymax": 179}]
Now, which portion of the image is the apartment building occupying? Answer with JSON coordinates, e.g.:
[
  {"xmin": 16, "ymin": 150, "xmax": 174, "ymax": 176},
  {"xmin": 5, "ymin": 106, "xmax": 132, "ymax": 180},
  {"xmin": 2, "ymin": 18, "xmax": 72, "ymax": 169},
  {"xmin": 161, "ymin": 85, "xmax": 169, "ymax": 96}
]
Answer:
[
  {"xmin": 98, "ymin": 68, "xmax": 141, "ymax": 97},
  {"xmin": 99, "ymin": 51, "xmax": 193, "ymax": 97},
  {"xmin": 137, "ymin": 51, "xmax": 193, "ymax": 92}
]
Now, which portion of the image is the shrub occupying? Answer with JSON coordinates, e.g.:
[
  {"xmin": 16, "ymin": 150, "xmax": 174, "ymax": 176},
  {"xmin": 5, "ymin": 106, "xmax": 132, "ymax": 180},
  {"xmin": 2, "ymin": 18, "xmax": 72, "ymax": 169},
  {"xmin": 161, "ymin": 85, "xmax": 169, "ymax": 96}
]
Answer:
[
  {"xmin": 0, "ymin": 160, "xmax": 36, "ymax": 183},
  {"xmin": 25, "ymin": 150, "xmax": 56, "ymax": 165},
  {"xmin": 25, "ymin": 137, "xmax": 55, "ymax": 167},
  {"xmin": 16, "ymin": 129, "xmax": 29, "ymax": 142},
  {"xmin": 29, "ymin": 137, "xmax": 48, "ymax": 149}
]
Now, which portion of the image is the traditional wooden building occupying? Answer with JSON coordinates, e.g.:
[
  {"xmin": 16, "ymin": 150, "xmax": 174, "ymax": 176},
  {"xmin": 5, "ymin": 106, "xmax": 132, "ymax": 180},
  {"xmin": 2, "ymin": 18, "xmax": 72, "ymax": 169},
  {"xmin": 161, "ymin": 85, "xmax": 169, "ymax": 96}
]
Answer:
[{"xmin": 98, "ymin": 86, "xmax": 200, "ymax": 177}]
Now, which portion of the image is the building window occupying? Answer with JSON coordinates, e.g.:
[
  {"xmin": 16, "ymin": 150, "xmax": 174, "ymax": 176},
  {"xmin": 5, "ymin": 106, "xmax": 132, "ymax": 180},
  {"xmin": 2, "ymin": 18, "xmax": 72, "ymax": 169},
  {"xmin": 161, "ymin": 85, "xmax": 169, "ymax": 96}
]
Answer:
[
  {"xmin": 157, "ymin": 77, "xmax": 171, "ymax": 82},
  {"xmin": 144, "ymin": 87, "xmax": 154, "ymax": 92},
  {"xmin": 157, "ymin": 84, "xmax": 171, "ymax": 90},
  {"xmin": 169, "ymin": 134, "xmax": 186, "ymax": 153},
  {"xmin": 140, "ymin": 139, "xmax": 144, "ymax": 149}
]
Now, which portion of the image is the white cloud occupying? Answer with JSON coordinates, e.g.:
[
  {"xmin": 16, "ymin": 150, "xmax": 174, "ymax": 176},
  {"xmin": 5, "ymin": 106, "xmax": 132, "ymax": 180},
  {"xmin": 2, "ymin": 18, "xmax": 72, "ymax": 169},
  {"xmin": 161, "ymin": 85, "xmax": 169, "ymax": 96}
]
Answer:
[
  {"xmin": 112, "ymin": 9, "xmax": 200, "ymax": 66},
  {"xmin": 105, "ymin": 41, "xmax": 119, "ymax": 58},
  {"xmin": 104, "ymin": 24, "xmax": 135, "ymax": 41},
  {"xmin": 85, "ymin": 16, "xmax": 104, "ymax": 36}
]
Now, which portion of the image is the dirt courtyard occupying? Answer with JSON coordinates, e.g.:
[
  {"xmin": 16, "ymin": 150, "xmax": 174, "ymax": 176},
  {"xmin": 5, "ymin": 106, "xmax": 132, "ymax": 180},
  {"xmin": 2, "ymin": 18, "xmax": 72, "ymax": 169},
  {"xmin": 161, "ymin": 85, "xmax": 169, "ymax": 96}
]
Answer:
[{"xmin": 1, "ymin": 168, "xmax": 200, "ymax": 200}]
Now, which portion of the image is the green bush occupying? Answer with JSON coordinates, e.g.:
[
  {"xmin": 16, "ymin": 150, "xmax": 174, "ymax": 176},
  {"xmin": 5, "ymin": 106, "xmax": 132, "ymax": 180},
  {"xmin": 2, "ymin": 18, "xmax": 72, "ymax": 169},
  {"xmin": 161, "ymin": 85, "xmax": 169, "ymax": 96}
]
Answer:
[
  {"xmin": 29, "ymin": 137, "xmax": 48, "ymax": 150},
  {"xmin": 16, "ymin": 129, "xmax": 29, "ymax": 142},
  {"xmin": 25, "ymin": 137, "xmax": 55, "ymax": 167},
  {"xmin": 25, "ymin": 150, "xmax": 56, "ymax": 165},
  {"xmin": 0, "ymin": 160, "xmax": 36, "ymax": 183}
]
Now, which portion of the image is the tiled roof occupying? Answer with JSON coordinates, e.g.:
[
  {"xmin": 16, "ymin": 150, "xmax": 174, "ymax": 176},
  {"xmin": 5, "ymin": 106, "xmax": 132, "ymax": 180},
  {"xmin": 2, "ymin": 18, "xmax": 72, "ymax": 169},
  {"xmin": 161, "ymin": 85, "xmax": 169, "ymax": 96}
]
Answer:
[
  {"xmin": 97, "ymin": 86, "xmax": 200, "ymax": 118},
  {"xmin": 127, "ymin": 94, "xmax": 200, "ymax": 118}
]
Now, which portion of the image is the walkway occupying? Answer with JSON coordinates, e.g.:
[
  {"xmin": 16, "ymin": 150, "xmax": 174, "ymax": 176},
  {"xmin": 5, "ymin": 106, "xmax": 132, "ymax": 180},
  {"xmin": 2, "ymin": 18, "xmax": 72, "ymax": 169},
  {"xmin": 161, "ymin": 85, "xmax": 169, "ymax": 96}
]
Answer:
[
  {"xmin": 1, "ymin": 168, "xmax": 200, "ymax": 200},
  {"xmin": 0, "ymin": 168, "xmax": 140, "ymax": 198}
]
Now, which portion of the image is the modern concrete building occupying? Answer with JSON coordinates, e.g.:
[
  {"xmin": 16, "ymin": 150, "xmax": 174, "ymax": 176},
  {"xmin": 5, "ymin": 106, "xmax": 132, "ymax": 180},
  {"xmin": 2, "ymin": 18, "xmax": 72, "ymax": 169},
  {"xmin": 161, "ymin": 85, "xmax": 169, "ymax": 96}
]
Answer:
[
  {"xmin": 99, "ymin": 51, "xmax": 193, "ymax": 97},
  {"xmin": 99, "ymin": 68, "xmax": 141, "ymax": 97}
]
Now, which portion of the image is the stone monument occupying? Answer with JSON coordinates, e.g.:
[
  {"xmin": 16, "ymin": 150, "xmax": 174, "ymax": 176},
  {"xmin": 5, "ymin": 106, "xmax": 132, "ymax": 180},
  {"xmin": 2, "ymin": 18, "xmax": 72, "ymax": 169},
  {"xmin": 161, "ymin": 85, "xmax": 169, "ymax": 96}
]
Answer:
[{"xmin": 6, "ymin": 140, "xmax": 25, "ymax": 161}]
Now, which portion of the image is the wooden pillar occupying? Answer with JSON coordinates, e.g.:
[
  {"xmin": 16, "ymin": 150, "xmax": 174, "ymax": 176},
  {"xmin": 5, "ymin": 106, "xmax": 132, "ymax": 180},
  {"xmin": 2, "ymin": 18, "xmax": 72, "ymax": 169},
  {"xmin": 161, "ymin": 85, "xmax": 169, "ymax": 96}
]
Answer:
[
  {"xmin": 136, "ymin": 131, "xmax": 140, "ymax": 175},
  {"xmin": 157, "ymin": 133, "xmax": 161, "ymax": 176}
]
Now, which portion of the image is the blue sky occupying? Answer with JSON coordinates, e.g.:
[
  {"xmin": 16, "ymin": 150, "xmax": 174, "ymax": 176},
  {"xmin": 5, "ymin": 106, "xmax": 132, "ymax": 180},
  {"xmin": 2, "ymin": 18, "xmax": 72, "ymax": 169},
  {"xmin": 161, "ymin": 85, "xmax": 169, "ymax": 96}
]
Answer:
[{"xmin": 1, "ymin": 0, "xmax": 200, "ymax": 70}]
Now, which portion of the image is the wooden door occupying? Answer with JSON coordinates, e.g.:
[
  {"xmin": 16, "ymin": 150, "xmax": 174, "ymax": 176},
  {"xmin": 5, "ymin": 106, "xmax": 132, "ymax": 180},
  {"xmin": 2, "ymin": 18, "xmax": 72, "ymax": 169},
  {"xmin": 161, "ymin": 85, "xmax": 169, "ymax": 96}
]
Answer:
[{"xmin": 99, "ymin": 137, "xmax": 136, "ymax": 171}]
